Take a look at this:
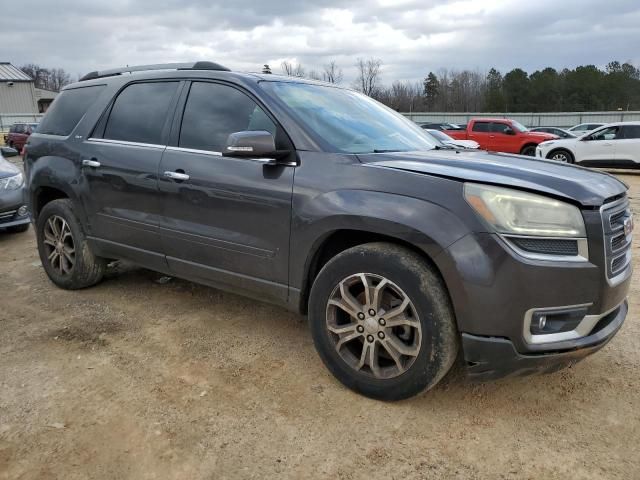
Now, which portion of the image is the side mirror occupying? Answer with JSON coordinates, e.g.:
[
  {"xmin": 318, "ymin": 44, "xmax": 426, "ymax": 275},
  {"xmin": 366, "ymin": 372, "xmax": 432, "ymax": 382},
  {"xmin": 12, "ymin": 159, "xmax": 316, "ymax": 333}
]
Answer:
[
  {"xmin": 503, "ymin": 127, "xmax": 515, "ymax": 135},
  {"xmin": 0, "ymin": 146, "xmax": 19, "ymax": 157},
  {"xmin": 225, "ymin": 130, "xmax": 277, "ymax": 158}
]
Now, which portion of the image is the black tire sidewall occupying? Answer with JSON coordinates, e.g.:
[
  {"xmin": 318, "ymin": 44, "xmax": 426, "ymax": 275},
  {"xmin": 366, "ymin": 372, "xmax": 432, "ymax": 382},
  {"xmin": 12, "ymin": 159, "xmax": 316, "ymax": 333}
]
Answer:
[
  {"xmin": 309, "ymin": 243, "xmax": 458, "ymax": 400},
  {"xmin": 521, "ymin": 146, "xmax": 536, "ymax": 156}
]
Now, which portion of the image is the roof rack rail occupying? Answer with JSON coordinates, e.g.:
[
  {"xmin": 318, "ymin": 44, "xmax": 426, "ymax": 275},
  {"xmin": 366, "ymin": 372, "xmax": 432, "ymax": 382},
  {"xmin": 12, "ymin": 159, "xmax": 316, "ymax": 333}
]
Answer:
[{"xmin": 79, "ymin": 61, "xmax": 230, "ymax": 81}]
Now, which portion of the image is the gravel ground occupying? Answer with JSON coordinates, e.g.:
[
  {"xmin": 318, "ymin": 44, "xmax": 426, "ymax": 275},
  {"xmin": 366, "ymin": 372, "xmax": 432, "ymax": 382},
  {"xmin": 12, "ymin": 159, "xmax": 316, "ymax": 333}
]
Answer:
[{"xmin": 0, "ymin": 171, "xmax": 638, "ymax": 480}]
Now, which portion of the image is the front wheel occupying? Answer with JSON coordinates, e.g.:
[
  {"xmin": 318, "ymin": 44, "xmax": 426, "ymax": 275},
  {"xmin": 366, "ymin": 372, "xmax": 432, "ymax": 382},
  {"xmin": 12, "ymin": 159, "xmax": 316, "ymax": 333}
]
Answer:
[
  {"xmin": 308, "ymin": 242, "xmax": 459, "ymax": 400},
  {"xmin": 520, "ymin": 145, "xmax": 536, "ymax": 156},
  {"xmin": 548, "ymin": 149, "xmax": 574, "ymax": 164},
  {"xmin": 36, "ymin": 199, "xmax": 106, "ymax": 290}
]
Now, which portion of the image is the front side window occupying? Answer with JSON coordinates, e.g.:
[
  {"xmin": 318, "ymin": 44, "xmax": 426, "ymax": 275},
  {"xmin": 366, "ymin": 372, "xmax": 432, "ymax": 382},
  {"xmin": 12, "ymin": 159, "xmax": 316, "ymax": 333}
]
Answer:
[
  {"xmin": 491, "ymin": 122, "xmax": 512, "ymax": 134},
  {"xmin": 38, "ymin": 85, "xmax": 105, "ymax": 136},
  {"xmin": 590, "ymin": 126, "xmax": 619, "ymax": 141},
  {"xmin": 179, "ymin": 82, "xmax": 276, "ymax": 153},
  {"xmin": 104, "ymin": 82, "xmax": 178, "ymax": 145},
  {"xmin": 260, "ymin": 81, "xmax": 436, "ymax": 154}
]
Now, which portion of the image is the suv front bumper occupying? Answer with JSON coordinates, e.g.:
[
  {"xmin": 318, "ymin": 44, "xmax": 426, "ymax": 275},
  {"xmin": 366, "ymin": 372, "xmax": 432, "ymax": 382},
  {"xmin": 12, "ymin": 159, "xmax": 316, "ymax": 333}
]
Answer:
[
  {"xmin": 0, "ymin": 187, "xmax": 30, "ymax": 228},
  {"xmin": 462, "ymin": 299, "xmax": 627, "ymax": 380}
]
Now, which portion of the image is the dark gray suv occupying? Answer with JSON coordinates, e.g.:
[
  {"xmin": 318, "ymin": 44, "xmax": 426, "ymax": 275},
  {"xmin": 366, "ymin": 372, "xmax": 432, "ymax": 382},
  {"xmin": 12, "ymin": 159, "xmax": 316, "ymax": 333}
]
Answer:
[{"xmin": 24, "ymin": 62, "xmax": 633, "ymax": 400}]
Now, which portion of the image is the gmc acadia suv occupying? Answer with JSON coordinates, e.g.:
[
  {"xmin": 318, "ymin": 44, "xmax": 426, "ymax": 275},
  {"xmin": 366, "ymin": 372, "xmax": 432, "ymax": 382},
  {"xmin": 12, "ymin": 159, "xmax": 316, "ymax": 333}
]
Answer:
[{"xmin": 24, "ymin": 62, "xmax": 633, "ymax": 400}]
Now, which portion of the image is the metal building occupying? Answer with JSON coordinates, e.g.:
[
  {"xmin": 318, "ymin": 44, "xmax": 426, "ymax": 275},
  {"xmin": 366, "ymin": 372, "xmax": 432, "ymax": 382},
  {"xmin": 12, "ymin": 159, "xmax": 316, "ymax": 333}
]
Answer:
[{"xmin": 0, "ymin": 62, "xmax": 57, "ymax": 115}]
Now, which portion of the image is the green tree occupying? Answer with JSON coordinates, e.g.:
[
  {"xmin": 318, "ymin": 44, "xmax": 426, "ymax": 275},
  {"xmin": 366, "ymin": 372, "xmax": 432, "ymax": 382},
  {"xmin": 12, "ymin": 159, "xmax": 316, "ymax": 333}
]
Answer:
[
  {"xmin": 503, "ymin": 68, "xmax": 530, "ymax": 111},
  {"xmin": 422, "ymin": 72, "xmax": 440, "ymax": 110},
  {"xmin": 484, "ymin": 68, "xmax": 505, "ymax": 111},
  {"xmin": 529, "ymin": 68, "xmax": 561, "ymax": 112}
]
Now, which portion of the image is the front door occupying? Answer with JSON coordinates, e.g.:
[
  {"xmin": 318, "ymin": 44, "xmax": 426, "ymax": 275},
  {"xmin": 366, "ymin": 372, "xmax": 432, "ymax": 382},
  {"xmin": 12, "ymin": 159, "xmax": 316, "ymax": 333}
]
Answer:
[
  {"xmin": 467, "ymin": 121, "xmax": 492, "ymax": 150},
  {"xmin": 575, "ymin": 126, "xmax": 619, "ymax": 163},
  {"xmin": 158, "ymin": 81, "xmax": 294, "ymax": 303},
  {"xmin": 81, "ymin": 81, "xmax": 181, "ymax": 268}
]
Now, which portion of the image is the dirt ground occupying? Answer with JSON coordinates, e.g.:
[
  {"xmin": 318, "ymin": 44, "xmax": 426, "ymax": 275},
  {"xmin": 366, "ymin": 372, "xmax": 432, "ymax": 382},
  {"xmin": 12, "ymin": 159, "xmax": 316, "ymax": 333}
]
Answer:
[{"xmin": 1, "ymin": 169, "xmax": 639, "ymax": 480}]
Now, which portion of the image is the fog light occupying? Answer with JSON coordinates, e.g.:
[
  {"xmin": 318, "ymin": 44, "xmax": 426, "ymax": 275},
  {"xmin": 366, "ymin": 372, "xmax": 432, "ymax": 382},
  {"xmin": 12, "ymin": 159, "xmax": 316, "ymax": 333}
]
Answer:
[
  {"xmin": 17, "ymin": 205, "xmax": 28, "ymax": 216},
  {"xmin": 538, "ymin": 315, "xmax": 547, "ymax": 330}
]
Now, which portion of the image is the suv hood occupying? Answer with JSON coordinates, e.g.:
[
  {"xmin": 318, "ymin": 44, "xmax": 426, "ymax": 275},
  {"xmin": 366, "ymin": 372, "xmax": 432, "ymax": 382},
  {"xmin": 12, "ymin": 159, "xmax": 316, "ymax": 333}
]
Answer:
[
  {"xmin": 358, "ymin": 149, "xmax": 627, "ymax": 207},
  {"xmin": 0, "ymin": 156, "xmax": 20, "ymax": 179}
]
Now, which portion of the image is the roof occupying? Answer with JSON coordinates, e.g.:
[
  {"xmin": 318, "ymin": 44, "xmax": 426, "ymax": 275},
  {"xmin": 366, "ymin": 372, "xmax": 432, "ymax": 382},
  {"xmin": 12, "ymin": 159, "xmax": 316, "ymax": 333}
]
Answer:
[{"xmin": 0, "ymin": 62, "xmax": 32, "ymax": 82}]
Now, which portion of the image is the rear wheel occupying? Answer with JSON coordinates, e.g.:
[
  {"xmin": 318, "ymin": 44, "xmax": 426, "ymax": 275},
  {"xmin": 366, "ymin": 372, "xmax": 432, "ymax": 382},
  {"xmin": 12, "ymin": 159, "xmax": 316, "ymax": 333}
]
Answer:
[
  {"xmin": 36, "ymin": 199, "xmax": 106, "ymax": 289},
  {"xmin": 308, "ymin": 242, "xmax": 459, "ymax": 400},
  {"xmin": 549, "ymin": 149, "xmax": 574, "ymax": 164}
]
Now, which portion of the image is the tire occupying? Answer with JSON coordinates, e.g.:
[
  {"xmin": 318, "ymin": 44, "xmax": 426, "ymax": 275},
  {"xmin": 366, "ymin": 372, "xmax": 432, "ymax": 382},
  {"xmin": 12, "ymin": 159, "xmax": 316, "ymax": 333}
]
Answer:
[
  {"xmin": 308, "ymin": 242, "xmax": 459, "ymax": 401},
  {"xmin": 7, "ymin": 223, "xmax": 29, "ymax": 233},
  {"xmin": 520, "ymin": 145, "xmax": 536, "ymax": 156},
  {"xmin": 548, "ymin": 149, "xmax": 574, "ymax": 164},
  {"xmin": 36, "ymin": 199, "xmax": 106, "ymax": 290}
]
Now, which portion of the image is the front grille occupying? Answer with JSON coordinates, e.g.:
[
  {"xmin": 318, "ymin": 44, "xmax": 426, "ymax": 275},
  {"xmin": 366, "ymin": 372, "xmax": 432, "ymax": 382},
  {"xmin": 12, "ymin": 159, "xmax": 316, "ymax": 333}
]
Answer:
[
  {"xmin": 510, "ymin": 237, "xmax": 579, "ymax": 256},
  {"xmin": 0, "ymin": 209, "xmax": 18, "ymax": 224},
  {"xmin": 601, "ymin": 197, "xmax": 633, "ymax": 280}
]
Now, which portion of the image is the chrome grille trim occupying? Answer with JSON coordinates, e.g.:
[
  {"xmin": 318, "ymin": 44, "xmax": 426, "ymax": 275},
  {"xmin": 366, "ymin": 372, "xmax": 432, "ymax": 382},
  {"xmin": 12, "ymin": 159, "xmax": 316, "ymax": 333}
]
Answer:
[{"xmin": 600, "ymin": 196, "xmax": 632, "ymax": 285}]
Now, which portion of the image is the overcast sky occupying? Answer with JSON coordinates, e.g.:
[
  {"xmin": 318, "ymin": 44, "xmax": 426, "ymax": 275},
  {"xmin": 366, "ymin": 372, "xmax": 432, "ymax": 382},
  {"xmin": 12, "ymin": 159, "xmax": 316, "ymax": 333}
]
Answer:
[{"xmin": 2, "ymin": 0, "xmax": 639, "ymax": 84}]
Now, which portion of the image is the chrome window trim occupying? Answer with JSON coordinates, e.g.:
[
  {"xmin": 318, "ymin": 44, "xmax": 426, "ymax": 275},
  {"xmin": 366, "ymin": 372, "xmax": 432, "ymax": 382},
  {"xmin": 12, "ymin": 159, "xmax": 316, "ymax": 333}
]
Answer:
[
  {"xmin": 501, "ymin": 234, "xmax": 589, "ymax": 262},
  {"xmin": 523, "ymin": 301, "xmax": 623, "ymax": 345},
  {"xmin": 86, "ymin": 138, "xmax": 166, "ymax": 150},
  {"xmin": 165, "ymin": 145, "xmax": 222, "ymax": 156}
]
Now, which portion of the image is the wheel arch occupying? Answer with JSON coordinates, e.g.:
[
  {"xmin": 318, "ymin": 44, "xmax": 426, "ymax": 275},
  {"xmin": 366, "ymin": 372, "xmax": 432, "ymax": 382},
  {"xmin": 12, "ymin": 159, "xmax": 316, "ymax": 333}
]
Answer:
[{"xmin": 296, "ymin": 228, "xmax": 451, "ymax": 315}]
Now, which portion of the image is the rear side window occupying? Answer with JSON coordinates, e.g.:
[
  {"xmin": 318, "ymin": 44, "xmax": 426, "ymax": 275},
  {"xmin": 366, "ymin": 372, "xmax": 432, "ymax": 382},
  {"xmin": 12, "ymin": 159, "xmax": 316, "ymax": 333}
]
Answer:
[
  {"xmin": 620, "ymin": 125, "xmax": 640, "ymax": 139},
  {"xmin": 104, "ymin": 82, "xmax": 178, "ymax": 145},
  {"xmin": 38, "ymin": 85, "xmax": 105, "ymax": 136},
  {"xmin": 179, "ymin": 82, "xmax": 276, "ymax": 153},
  {"xmin": 472, "ymin": 122, "xmax": 490, "ymax": 132}
]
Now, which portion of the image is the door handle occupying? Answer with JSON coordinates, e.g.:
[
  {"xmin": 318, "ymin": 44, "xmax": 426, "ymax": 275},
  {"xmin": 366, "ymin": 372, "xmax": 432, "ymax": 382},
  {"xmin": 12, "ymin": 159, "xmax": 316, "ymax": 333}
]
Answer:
[
  {"xmin": 164, "ymin": 171, "xmax": 190, "ymax": 181},
  {"xmin": 82, "ymin": 159, "xmax": 101, "ymax": 168}
]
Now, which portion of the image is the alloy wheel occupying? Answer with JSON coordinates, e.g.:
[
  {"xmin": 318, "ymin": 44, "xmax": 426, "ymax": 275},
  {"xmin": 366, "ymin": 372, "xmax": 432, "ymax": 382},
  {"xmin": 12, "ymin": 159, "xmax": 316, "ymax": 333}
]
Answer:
[
  {"xmin": 42, "ymin": 215, "xmax": 75, "ymax": 275},
  {"xmin": 325, "ymin": 273, "xmax": 422, "ymax": 379},
  {"xmin": 551, "ymin": 152, "xmax": 569, "ymax": 163}
]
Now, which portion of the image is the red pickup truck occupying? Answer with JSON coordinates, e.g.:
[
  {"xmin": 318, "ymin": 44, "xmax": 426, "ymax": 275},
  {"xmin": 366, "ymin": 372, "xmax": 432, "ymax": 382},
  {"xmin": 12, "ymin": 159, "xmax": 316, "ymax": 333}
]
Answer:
[{"xmin": 446, "ymin": 118, "xmax": 557, "ymax": 156}]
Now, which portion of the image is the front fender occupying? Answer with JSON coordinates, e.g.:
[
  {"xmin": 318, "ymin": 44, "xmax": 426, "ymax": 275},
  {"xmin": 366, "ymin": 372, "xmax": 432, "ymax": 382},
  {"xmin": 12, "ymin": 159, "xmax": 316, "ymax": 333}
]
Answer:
[{"xmin": 289, "ymin": 188, "xmax": 472, "ymax": 290}]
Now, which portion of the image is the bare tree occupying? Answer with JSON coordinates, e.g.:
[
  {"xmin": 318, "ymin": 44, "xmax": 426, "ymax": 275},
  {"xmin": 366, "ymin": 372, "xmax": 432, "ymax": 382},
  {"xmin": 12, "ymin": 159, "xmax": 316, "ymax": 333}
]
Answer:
[
  {"xmin": 19, "ymin": 64, "xmax": 71, "ymax": 92},
  {"xmin": 354, "ymin": 58, "xmax": 382, "ymax": 97},
  {"xmin": 308, "ymin": 70, "xmax": 322, "ymax": 81},
  {"xmin": 322, "ymin": 60, "xmax": 343, "ymax": 84},
  {"xmin": 280, "ymin": 60, "xmax": 305, "ymax": 77}
]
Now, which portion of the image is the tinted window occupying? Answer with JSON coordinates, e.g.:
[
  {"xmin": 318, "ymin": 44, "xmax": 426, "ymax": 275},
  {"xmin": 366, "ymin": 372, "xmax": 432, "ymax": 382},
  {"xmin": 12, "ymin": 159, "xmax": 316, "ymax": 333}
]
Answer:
[
  {"xmin": 620, "ymin": 125, "xmax": 640, "ymax": 139},
  {"xmin": 491, "ymin": 122, "xmax": 511, "ymax": 133},
  {"xmin": 38, "ymin": 85, "xmax": 105, "ymax": 136},
  {"xmin": 104, "ymin": 82, "xmax": 178, "ymax": 144},
  {"xmin": 472, "ymin": 122, "xmax": 490, "ymax": 132},
  {"xmin": 179, "ymin": 82, "xmax": 276, "ymax": 152},
  {"xmin": 590, "ymin": 126, "xmax": 619, "ymax": 140}
]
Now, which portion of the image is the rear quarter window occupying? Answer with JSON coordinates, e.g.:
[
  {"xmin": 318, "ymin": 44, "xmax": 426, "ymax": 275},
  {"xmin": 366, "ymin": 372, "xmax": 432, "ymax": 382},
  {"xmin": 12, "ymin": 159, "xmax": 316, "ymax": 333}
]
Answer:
[{"xmin": 38, "ymin": 85, "xmax": 105, "ymax": 136}]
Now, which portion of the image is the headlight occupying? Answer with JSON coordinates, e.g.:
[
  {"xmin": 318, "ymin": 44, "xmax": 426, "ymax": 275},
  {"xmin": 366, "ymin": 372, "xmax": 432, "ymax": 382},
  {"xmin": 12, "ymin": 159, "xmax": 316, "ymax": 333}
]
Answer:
[
  {"xmin": 540, "ymin": 141, "xmax": 554, "ymax": 147},
  {"xmin": 0, "ymin": 173, "xmax": 24, "ymax": 190},
  {"xmin": 464, "ymin": 183, "xmax": 585, "ymax": 237}
]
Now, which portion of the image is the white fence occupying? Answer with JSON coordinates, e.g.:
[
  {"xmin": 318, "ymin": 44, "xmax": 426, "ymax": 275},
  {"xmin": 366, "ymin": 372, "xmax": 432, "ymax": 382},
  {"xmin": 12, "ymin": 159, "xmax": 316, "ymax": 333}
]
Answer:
[{"xmin": 402, "ymin": 111, "xmax": 640, "ymax": 128}]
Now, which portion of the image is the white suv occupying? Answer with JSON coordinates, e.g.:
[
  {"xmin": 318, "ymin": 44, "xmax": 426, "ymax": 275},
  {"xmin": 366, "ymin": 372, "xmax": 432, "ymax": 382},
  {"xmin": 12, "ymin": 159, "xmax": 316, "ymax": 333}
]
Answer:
[{"xmin": 536, "ymin": 122, "xmax": 640, "ymax": 167}]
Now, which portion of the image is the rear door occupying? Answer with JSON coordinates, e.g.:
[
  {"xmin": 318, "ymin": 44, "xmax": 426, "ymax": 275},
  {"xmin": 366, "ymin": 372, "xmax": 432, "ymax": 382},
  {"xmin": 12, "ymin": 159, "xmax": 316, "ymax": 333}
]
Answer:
[
  {"xmin": 615, "ymin": 125, "xmax": 640, "ymax": 164},
  {"xmin": 81, "ymin": 81, "xmax": 181, "ymax": 268},
  {"xmin": 157, "ymin": 81, "xmax": 295, "ymax": 303},
  {"xmin": 468, "ymin": 121, "xmax": 491, "ymax": 149}
]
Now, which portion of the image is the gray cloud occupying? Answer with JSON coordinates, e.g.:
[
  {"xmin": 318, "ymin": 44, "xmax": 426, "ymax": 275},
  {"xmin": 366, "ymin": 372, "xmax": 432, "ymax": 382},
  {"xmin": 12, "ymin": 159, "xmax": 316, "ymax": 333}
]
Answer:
[{"xmin": 2, "ymin": 0, "xmax": 639, "ymax": 84}]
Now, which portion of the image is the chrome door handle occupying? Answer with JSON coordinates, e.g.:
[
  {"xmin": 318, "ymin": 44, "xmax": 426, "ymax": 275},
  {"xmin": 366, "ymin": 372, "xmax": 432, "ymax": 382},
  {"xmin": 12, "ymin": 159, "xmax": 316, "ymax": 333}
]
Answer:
[
  {"xmin": 164, "ymin": 171, "xmax": 190, "ymax": 181},
  {"xmin": 82, "ymin": 159, "xmax": 101, "ymax": 168}
]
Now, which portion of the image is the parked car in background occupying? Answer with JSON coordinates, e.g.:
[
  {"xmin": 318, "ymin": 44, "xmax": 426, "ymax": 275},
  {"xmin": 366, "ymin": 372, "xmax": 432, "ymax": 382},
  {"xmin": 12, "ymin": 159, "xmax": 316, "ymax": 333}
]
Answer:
[
  {"xmin": 530, "ymin": 127, "xmax": 576, "ymax": 139},
  {"xmin": 420, "ymin": 122, "xmax": 463, "ymax": 131},
  {"xmin": 537, "ymin": 122, "xmax": 640, "ymax": 167},
  {"xmin": 424, "ymin": 128, "xmax": 480, "ymax": 149},
  {"xmin": 4, "ymin": 123, "xmax": 38, "ymax": 152},
  {"xmin": 24, "ymin": 62, "xmax": 632, "ymax": 400},
  {"xmin": 0, "ymin": 147, "xmax": 30, "ymax": 233},
  {"xmin": 445, "ymin": 118, "xmax": 557, "ymax": 155},
  {"xmin": 567, "ymin": 123, "xmax": 604, "ymax": 136}
]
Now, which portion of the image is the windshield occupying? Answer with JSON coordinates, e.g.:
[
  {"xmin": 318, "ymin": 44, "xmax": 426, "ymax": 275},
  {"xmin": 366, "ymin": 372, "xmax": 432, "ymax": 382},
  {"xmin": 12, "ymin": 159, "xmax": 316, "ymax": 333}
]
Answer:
[
  {"xmin": 260, "ymin": 81, "xmax": 436, "ymax": 154},
  {"xmin": 511, "ymin": 120, "xmax": 529, "ymax": 132},
  {"xmin": 428, "ymin": 130, "xmax": 454, "ymax": 142}
]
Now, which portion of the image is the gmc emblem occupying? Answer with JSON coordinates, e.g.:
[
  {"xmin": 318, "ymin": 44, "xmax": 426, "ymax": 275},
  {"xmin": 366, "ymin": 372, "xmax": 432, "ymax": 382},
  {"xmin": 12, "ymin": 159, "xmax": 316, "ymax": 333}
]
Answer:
[{"xmin": 624, "ymin": 215, "xmax": 634, "ymax": 236}]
